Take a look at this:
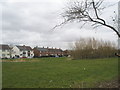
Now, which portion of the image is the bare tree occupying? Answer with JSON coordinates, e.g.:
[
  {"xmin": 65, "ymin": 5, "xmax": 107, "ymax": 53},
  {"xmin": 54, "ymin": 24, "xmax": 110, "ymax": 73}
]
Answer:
[
  {"xmin": 54, "ymin": 0, "xmax": 120, "ymax": 38},
  {"xmin": 70, "ymin": 37, "xmax": 117, "ymax": 59}
]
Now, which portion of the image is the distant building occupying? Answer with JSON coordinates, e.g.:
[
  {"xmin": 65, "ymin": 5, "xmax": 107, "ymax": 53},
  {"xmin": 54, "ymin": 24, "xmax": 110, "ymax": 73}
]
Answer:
[
  {"xmin": 33, "ymin": 47, "xmax": 49, "ymax": 57},
  {"xmin": 63, "ymin": 50, "xmax": 69, "ymax": 57},
  {"xmin": 48, "ymin": 48, "xmax": 63, "ymax": 57},
  {"xmin": 0, "ymin": 44, "xmax": 11, "ymax": 59},
  {"xmin": 33, "ymin": 46, "xmax": 63, "ymax": 57},
  {"xmin": 0, "ymin": 44, "xmax": 69, "ymax": 58},
  {"xmin": 12, "ymin": 45, "xmax": 34, "ymax": 58}
]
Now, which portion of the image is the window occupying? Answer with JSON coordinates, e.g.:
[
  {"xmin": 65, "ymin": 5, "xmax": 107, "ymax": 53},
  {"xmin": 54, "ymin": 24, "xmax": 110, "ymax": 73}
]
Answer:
[
  {"xmin": 6, "ymin": 50, "xmax": 8, "ymax": 52},
  {"xmin": 23, "ymin": 52, "xmax": 26, "ymax": 54},
  {"xmin": 28, "ymin": 52, "xmax": 30, "ymax": 56},
  {"xmin": 2, "ymin": 50, "xmax": 5, "ymax": 52},
  {"xmin": 2, "ymin": 54, "xmax": 5, "ymax": 57}
]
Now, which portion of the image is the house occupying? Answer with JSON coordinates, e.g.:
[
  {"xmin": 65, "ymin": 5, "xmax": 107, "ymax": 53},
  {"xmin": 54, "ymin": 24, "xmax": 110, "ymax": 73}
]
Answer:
[
  {"xmin": 12, "ymin": 45, "xmax": 34, "ymax": 58},
  {"xmin": 63, "ymin": 50, "xmax": 69, "ymax": 56},
  {"xmin": 33, "ymin": 46, "xmax": 64, "ymax": 57},
  {"xmin": 48, "ymin": 48, "xmax": 63, "ymax": 57},
  {"xmin": 33, "ymin": 47, "xmax": 49, "ymax": 57},
  {"xmin": 63, "ymin": 50, "xmax": 71, "ymax": 57},
  {"xmin": 0, "ymin": 44, "xmax": 11, "ymax": 59}
]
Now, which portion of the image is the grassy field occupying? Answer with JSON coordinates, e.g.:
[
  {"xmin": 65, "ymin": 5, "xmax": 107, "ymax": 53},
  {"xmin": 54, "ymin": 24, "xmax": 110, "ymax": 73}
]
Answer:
[{"xmin": 2, "ymin": 57, "xmax": 118, "ymax": 88}]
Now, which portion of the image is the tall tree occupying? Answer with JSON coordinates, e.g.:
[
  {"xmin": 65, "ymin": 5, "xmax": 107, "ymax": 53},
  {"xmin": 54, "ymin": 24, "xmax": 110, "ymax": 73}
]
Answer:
[{"xmin": 54, "ymin": 0, "xmax": 120, "ymax": 38}]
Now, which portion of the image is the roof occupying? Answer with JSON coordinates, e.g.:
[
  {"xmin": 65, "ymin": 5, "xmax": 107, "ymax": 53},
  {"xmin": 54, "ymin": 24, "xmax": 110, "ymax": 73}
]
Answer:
[
  {"xmin": 34, "ymin": 47, "xmax": 63, "ymax": 52},
  {"xmin": 35, "ymin": 47, "xmax": 48, "ymax": 52},
  {"xmin": 16, "ymin": 45, "xmax": 32, "ymax": 51},
  {"xmin": 48, "ymin": 48, "xmax": 62, "ymax": 52},
  {"xmin": 0, "ymin": 44, "xmax": 11, "ymax": 50}
]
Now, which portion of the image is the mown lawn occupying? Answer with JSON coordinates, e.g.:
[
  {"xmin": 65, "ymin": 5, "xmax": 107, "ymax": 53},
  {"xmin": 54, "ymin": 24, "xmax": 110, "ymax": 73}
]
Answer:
[{"xmin": 2, "ymin": 57, "xmax": 118, "ymax": 88}]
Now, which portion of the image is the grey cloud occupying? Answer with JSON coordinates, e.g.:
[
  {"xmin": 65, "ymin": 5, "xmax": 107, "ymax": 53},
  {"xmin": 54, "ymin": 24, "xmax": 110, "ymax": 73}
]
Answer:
[{"xmin": 1, "ymin": 0, "xmax": 118, "ymax": 49}]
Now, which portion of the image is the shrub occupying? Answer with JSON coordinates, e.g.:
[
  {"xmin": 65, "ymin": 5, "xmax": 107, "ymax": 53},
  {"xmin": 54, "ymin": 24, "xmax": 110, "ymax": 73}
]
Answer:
[{"xmin": 70, "ymin": 37, "xmax": 117, "ymax": 59}]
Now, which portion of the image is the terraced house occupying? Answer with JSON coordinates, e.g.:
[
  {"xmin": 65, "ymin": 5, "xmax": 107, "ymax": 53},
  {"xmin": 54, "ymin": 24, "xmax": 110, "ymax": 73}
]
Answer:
[
  {"xmin": 0, "ymin": 44, "xmax": 69, "ymax": 58},
  {"xmin": 0, "ymin": 44, "xmax": 11, "ymax": 59},
  {"xmin": 33, "ymin": 46, "xmax": 64, "ymax": 57},
  {"xmin": 48, "ymin": 48, "xmax": 63, "ymax": 57},
  {"xmin": 33, "ymin": 47, "xmax": 48, "ymax": 57},
  {"xmin": 12, "ymin": 45, "xmax": 34, "ymax": 58}
]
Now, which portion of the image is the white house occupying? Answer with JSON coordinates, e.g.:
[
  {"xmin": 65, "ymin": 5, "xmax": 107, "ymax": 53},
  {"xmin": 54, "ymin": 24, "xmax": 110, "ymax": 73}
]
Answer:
[
  {"xmin": 0, "ymin": 44, "xmax": 11, "ymax": 59},
  {"xmin": 12, "ymin": 45, "xmax": 34, "ymax": 58}
]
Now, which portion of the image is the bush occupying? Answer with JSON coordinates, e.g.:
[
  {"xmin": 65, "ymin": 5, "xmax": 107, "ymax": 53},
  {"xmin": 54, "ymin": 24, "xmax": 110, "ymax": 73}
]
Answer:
[{"xmin": 70, "ymin": 38, "xmax": 117, "ymax": 59}]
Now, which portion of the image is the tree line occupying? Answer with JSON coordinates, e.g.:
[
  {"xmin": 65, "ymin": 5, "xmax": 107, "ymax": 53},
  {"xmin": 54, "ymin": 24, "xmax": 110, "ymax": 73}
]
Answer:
[{"xmin": 70, "ymin": 38, "xmax": 117, "ymax": 59}]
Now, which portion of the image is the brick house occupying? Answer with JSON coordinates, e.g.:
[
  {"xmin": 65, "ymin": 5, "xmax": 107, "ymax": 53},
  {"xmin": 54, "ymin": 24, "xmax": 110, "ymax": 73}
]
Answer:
[
  {"xmin": 63, "ymin": 50, "xmax": 70, "ymax": 56},
  {"xmin": 48, "ymin": 48, "xmax": 63, "ymax": 57},
  {"xmin": 33, "ymin": 46, "xmax": 64, "ymax": 57},
  {"xmin": 33, "ymin": 47, "xmax": 49, "ymax": 57}
]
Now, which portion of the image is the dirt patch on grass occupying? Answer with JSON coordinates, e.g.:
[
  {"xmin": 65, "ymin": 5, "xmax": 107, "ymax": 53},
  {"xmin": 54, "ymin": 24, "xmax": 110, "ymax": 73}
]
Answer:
[
  {"xmin": 2, "ymin": 59, "xmax": 40, "ymax": 62},
  {"xmin": 95, "ymin": 79, "xmax": 119, "ymax": 88}
]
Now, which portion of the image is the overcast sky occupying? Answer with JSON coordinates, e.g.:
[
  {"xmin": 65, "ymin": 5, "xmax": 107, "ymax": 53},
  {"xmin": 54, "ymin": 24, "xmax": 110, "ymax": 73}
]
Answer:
[{"xmin": 0, "ymin": 0, "xmax": 119, "ymax": 50}]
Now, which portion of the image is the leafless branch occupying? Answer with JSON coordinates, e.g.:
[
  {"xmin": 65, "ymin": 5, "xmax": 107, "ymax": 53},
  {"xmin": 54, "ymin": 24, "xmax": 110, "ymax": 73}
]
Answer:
[{"xmin": 53, "ymin": 0, "xmax": 120, "ymax": 38}]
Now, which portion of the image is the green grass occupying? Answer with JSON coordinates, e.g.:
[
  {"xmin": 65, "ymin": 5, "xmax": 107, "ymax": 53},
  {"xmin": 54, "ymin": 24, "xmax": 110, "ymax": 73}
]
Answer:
[{"xmin": 2, "ymin": 57, "xmax": 118, "ymax": 88}]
